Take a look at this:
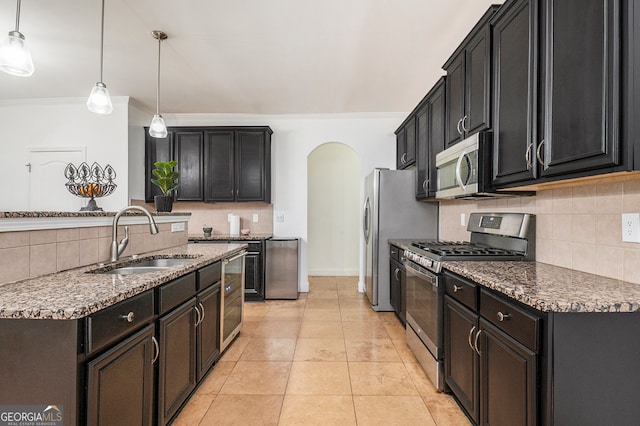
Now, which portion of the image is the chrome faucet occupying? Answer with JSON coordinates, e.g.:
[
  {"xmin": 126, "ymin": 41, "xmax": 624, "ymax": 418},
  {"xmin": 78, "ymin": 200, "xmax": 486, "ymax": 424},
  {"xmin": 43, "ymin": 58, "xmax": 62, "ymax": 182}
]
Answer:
[{"xmin": 111, "ymin": 206, "xmax": 159, "ymax": 262}]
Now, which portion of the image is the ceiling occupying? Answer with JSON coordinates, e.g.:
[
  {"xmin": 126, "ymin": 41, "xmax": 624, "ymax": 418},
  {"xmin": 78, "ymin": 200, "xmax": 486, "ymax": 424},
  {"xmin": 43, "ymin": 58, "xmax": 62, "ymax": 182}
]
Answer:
[{"xmin": 0, "ymin": 0, "xmax": 501, "ymax": 115}]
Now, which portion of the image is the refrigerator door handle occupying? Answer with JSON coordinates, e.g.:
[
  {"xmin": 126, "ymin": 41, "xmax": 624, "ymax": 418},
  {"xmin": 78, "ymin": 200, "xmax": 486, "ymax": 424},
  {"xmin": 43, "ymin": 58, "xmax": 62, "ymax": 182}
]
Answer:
[{"xmin": 363, "ymin": 197, "xmax": 371, "ymax": 242}]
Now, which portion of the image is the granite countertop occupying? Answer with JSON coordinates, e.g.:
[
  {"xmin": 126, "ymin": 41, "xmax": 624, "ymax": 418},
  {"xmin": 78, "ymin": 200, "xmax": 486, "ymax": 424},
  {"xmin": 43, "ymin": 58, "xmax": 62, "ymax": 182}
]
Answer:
[
  {"xmin": 0, "ymin": 243, "xmax": 246, "ymax": 320},
  {"xmin": 0, "ymin": 211, "xmax": 191, "ymax": 218},
  {"xmin": 390, "ymin": 239, "xmax": 640, "ymax": 313},
  {"xmin": 189, "ymin": 233, "xmax": 273, "ymax": 241}
]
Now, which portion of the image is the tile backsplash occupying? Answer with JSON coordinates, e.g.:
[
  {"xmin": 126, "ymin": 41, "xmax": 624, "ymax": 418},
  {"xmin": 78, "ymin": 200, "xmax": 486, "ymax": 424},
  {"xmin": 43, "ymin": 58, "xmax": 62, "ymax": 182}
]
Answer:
[{"xmin": 438, "ymin": 177, "xmax": 640, "ymax": 284}]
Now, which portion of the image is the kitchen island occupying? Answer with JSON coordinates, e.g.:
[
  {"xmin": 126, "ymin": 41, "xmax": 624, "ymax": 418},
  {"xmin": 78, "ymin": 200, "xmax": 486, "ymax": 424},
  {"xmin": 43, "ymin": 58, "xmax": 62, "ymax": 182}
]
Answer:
[{"xmin": 0, "ymin": 242, "xmax": 246, "ymax": 425}]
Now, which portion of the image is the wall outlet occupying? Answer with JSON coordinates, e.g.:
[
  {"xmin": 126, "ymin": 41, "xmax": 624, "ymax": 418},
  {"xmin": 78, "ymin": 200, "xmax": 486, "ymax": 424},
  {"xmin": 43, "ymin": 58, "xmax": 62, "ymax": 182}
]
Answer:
[
  {"xmin": 275, "ymin": 212, "xmax": 285, "ymax": 223},
  {"xmin": 253, "ymin": 213, "xmax": 259, "ymax": 223},
  {"xmin": 460, "ymin": 213, "xmax": 466, "ymax": 227},
  {"xmin": 622, "ymin": 213, "xmax": 640, "ymax": 242},
  {"xmin": 171, "ymin": 222, "xmax": 185, "ymax": 233}
]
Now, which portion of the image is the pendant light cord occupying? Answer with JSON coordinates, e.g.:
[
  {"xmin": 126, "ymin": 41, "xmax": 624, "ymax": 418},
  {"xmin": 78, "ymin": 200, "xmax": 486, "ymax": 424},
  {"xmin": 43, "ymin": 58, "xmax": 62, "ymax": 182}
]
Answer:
[
  {"xmin": 99, "ymin": 0, "xmax": 105, "ymax": 83},
  {"xmin": 15, "ymin": 0, "xmax": 21, "ymax": 32},
  {"xmin": 156, "ymin": 36, "xmax": 162, "ymax": 115}
]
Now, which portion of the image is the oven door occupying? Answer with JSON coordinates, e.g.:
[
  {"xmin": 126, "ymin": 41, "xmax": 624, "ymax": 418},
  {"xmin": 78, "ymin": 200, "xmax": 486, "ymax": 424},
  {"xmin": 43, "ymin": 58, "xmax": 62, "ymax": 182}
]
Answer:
[{"xmin": 404, "ymin": 259, "xmax": 442, "ymax": 360}]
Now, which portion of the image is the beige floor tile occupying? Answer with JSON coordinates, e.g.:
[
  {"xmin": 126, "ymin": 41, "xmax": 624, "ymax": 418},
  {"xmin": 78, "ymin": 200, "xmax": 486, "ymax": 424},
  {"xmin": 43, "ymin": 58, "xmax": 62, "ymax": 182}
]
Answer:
[
  {"xmin": 253, "ymin": 320, "xmax": 301, "ymax": 338},
  {"xmin": 305, "ymin": 297, "xmax": 340, "ymax": 309},
  {"xmin": 339, "ymin": 296, "xmax": 371, "ymax": 309},
  {"xmin": 337, "ymin": 287, "xmax": 364, "ymax": 298},
  {"xmin": 298, "ymin": 321, "xmax": 345, "ymax": 339},
  {"xmin": 422, "ymin": 394, "xmax": 472, "ymax": 426},
  {"xmin": 353, "ymin": 395, "xmax": 436, "ymax": 426},
  {"xmin": 383, "ymin": 321, "xmax": 407, "ymax": 340},
  {"xmin": 393, "ymin": 338, "xmax": 418, "ymax": 363},
  {"xmin": 293, "ymin": 338, "xmax": 346, "ymax": 362},
  {"xmin": 199, "ymin": 394, "xmax": 283, "ymax": 426},
  {"xmin": 239, "ymin": 319, "xmax": 260, "ymax": 337},
  {"xmin": 345, "ymin": 339, "xmax": 402, "ymax": 362},
  {"xmin": 349, "ymin": 362, "xmax": 419, "ymax": 396},
  {"xmin": 307, "ymin": 289, "xmax": 339, "ymax": 299},
  {"xmin": 286, "ymin": 361, "xmax": 352, "ymax": 395},
  {"xmin": 340, "ymin": 307, "xmax": 380, "ymax": 322},
  {"xmin": 336, "ymin": 275, "xmax": 359, "ymax": 285},
  {"xmin": 171, "ymin": 393, "xmax": 212, "ymax": 426},
  {"xmin": 265, "ymin": 299, "xmax": 307, "ymax": 308},
  {"xmin": 219, "ymin": 361, "xmax": 291, "ymax": 395},
  {"xmin": 404, "ymin": 362, "xmax": 439, "ymax": 397},
  {"xmin": 243, "ymin": 303, "xmax": 269, "ymax": 319},
  {"xmin": 263, "ymin": 307, "xmax": 305, "ymax": 321},
  {"xmin": 195, "ymin": 361, "xmax": 236, "ymax": 395},
  {"xmin": 279, "ymin": 395, "xmax": 357, "ymax": 426},
  {"xmin": 239, "ymin": 338, "xmax": 297, "ymax": 361},
  {"xmin": 218, "ymin": 336, "xmax": 250, "ymax": 361},
  {"xmin": 377, "ymin": 312, "xmax": 400, "ymax": 324},
  {"xmin": 302, "ymin": 307, "xmax": 342, "ymax": 322},
  {"xmin": 342, "ymin": 321, "xmax": 390, "ymax": 340},
  {"xmin": 308, "ymin": 276, "xmax": 338, "ymax": 287}
]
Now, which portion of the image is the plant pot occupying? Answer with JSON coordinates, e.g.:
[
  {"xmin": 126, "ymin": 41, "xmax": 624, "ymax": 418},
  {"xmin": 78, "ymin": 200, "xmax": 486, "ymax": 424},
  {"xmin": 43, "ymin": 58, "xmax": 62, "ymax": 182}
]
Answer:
[{"xmin": 154, "ymin": 195, "xmax": 174, "ymax": 213}]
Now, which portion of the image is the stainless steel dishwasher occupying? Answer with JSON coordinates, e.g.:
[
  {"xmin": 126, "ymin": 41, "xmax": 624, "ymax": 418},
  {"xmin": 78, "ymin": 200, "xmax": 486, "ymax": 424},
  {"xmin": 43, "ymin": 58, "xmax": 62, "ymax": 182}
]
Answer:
[{"xmin": 265, "ymin": 238, "xmax": 299, "ymax": 299}]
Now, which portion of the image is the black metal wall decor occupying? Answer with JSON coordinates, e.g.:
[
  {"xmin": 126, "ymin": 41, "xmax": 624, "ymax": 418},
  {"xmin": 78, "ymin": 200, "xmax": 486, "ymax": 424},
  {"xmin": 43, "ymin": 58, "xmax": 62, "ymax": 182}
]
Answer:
[{"xmin": 64, "ymin": 162, "xmax": 117, "ymax": 211}]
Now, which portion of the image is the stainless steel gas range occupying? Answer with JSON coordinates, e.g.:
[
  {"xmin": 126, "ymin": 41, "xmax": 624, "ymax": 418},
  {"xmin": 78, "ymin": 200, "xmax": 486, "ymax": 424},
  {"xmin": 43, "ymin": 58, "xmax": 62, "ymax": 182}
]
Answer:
[{"xmin": 403, "ymin": 212, "xmax": 535, "ymax": 391}]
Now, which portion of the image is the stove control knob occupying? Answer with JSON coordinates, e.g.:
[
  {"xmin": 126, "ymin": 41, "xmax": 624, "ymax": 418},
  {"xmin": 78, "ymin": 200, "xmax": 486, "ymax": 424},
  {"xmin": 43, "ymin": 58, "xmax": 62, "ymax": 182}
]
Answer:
[{"xmin": 497, "ymin": 312, "xmax": 510, "ymax": 322}]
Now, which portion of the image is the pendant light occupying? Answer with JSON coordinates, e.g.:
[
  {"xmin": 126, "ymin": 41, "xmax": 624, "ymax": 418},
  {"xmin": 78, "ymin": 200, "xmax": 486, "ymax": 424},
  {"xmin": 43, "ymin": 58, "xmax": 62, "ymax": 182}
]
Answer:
[
  {"xmin": 86, "ymin": 0, "xmax": 113, "ymax": 114},
  {"xmin": 149, "ymin": 30, "xmax": 168, "ymax": 138},
  {"xmin": 0, "ymin": 0, "xmax": 34, "ymax": 77}
]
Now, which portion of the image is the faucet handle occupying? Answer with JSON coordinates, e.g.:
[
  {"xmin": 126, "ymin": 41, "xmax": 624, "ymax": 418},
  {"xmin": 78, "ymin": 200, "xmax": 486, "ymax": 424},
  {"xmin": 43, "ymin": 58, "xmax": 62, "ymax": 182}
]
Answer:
[{"xmin": 117, "ymin": 226, "xmax": 130, "ymax": 257}]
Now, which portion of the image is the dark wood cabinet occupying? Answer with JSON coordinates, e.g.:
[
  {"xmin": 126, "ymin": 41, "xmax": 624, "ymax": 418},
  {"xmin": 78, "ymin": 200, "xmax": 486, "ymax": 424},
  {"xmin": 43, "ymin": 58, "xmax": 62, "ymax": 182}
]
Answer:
[
  {"xmin": 444, "ymin": 6, "xmax": 499, "ymax": 147},
  {"xmin": 395, "ymin": 118, "xmax": 416, "ymax": 169},
  {"xmin": 145, "ymin": 126, "xmax": 272, "ymax": 203},
  {"xmin": 244, "ymin": 241, "xmax": 265, "ymax": 301},
  {"xmin": 196, "ymin": 283, "xmax": 221, "ymax": 381},
  {"xmin": 157, "ymin": 298, "xmax": 197, "ymax": 426},
  {"xmin": 491, "ymin": 0, "xmax": 538, "ymax": 187},
  {"xmin": 389, "ymin": 245, "xmax": 406, "ymax": 325},
  {"xmin": 86, "ymin": 324, "xmax": 156, "ymax": 426},
  {"xmin": 415, "ymin": 77, "xmax": 446, "ymax": 200}
]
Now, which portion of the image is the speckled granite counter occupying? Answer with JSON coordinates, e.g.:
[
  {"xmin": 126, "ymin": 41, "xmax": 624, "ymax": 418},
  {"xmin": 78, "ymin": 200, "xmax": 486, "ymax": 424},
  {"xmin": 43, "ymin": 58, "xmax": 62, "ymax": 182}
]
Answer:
[
  {"xmin": 189, "ymin": 233, "xmax": 272, "ymax": 241},
  {"xmin": 390, "ymin": 239, "xmax": 640, "ymax": 313},
  {"xmin": 0, "ymin": 211, "xmax": 191, "ymax": 218},
  {"xmin": 0, "ymin": 243, "xmax": 246, "ymax": 320}
]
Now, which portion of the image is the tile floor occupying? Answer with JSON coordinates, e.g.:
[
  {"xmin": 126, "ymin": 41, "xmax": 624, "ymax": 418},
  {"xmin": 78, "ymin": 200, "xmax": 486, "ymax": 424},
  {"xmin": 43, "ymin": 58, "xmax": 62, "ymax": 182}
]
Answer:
[{"xmin": 172, "ymin": 276, "xmax": 470, "ymax": 426}]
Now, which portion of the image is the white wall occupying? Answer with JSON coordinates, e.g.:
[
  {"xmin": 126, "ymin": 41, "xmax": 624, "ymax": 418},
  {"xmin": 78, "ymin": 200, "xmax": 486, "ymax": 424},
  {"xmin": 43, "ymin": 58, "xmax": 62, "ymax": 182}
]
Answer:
[
  {"xmin": 128, "ymin": 100, "xmax": 152, "ymax": 202},
  {"xmin": 164, "ymin": 113, "xmax": 402, "ymax": 291},
  {"xmin": 0, "ymin": 97, "xmax": 131, "ymax": 211}
]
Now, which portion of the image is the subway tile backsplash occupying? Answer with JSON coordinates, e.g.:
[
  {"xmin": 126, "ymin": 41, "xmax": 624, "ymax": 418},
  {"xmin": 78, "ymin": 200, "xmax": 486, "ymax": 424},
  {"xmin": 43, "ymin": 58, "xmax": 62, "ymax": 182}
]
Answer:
[{"xmin": 438, "ymin": 177, "xmax": 640, "ymax": 284}]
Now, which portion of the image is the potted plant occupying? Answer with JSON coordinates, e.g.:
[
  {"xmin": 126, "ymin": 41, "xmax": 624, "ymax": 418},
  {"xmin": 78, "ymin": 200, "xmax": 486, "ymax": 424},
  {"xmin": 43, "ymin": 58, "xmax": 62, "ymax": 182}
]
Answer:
[{"xmin": 151, "ymin": 160, "xmax": 179, "ymax": 212}]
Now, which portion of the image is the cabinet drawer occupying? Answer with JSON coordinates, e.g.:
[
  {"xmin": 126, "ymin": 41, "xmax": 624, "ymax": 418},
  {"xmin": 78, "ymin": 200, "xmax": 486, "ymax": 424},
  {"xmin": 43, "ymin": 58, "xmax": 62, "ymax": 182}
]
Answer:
[
  {"xmin": 246, "ymin": 241, "xmax": 262, "ymax": 253},
  {"xmin": 86, "ymin": 290, "xmax": 155, "ymax": 356},
  {"xmin": 480, "ymin": 289, "xmax": 540, "ymax": 352},
  {"xmin": 198, "ymin": 261, "xmax": 221, "ymax": 291},
  {"xmin": 157, "ymin": 272, "xmax": 197, "ymax": 315},
  {"xmin": 445, "ymin": 273, "xmax": 478, "ymax": 311},
  {"xmin": 390, "ymin": 245, "xmax": 401, "ymax": 262}
]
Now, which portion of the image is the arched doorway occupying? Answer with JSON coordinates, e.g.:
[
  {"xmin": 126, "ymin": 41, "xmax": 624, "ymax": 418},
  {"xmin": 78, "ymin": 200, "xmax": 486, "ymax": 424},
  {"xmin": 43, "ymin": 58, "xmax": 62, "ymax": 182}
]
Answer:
[{"xmin": 307, "ymin": 142, "xmax": 361, "ymax": 276}]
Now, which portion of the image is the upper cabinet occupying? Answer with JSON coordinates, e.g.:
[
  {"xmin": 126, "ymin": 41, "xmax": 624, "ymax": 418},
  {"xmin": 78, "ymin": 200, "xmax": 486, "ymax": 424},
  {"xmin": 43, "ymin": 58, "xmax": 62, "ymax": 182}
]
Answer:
[
  {"xmin": 416, "ymin": 77, "xmax": 446, "ymax": 200},
  {"xmin": 145, "ymin": 126, "xmax": 272, "ymax": 203},
  {"xmin": 395, "ymin": 117, "xmax": 416, "ymax": 169},
  {"xmin": 443, "ymin": 5, "xmax": 501, "ymax": 147}
]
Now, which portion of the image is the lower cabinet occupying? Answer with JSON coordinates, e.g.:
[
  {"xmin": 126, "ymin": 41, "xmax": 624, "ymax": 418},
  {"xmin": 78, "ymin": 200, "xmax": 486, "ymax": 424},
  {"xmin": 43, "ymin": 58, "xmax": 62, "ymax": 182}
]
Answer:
[
  {"xmin": 86, "ymin": 324, "xmax": 156, "ymax": 426},
  {"xmin": 244, "ymin": 241, "xmax": 264, "ymax": 301},
  {"xmin": 196, "ymin": 283, "xmax": 221, "ymax": 381},
  {"xmin": 444, "ymin": 271, "xmax": 540, "ymax": 426},
  {"xmin": 389, "ymin": 245, "xmax": 406, "ymax": 325}
]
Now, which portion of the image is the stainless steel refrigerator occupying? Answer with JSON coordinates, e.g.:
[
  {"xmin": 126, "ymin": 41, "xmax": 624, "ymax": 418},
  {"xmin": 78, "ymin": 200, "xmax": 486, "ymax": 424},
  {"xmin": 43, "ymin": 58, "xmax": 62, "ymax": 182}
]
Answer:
[{"xmin": 363, "ymin": 168, "xmax": 438, "ymax": 311}]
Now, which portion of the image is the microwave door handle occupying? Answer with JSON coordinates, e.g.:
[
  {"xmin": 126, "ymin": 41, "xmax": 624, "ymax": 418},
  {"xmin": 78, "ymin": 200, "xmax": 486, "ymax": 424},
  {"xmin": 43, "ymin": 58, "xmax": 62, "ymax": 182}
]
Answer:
[{"xmin": 455, "ymin": 150, "xmax": 470, "ymax": 191}]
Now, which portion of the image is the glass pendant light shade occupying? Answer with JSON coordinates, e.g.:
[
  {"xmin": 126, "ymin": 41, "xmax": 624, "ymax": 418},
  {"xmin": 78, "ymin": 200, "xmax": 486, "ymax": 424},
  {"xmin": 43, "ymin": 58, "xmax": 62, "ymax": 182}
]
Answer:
[
  {"xmin": 0, "ymin": 30, "xmax": 34, "ymax": 77},
  {"xmin": 149, "ymin": 114, "xmax": 168, "ymax": 138},
  {"xmin": 87, "ymin": 82, "xmax": 113, "ymax": 114}
]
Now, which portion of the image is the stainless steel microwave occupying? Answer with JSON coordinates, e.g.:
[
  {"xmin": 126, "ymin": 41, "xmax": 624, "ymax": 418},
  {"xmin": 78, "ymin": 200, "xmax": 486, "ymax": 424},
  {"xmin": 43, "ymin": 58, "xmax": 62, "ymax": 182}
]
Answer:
[{"xmin": 435, "ymin": 132, "xmax": 498, "ymax": 199}]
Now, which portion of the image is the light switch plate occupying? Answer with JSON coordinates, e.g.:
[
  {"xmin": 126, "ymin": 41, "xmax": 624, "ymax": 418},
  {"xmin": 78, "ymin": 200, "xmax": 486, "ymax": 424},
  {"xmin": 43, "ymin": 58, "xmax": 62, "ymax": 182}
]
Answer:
[
  {"xmin": 275, "ymin": 212, "xmax": 285, "ymax": 223},
  {"xmin": 171, "ymin": 222, "xmax": 185, "ymax": 233},
  {"xmin": 460, "ymin": 213, "xmax": 466, "ymax": 227},
  {"xmin": 622, "ymin": 213, "xmax": 640, "ymax": 242},
  {"xmin": 253, "ymin": 213, "xmax": 259, "ymax": 223}
]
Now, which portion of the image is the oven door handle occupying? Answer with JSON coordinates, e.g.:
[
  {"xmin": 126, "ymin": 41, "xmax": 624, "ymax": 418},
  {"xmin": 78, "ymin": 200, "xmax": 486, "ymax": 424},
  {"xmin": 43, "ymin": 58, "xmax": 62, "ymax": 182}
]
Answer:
[{"xmin": 403, "ymin": 260, "xmax": 438, "ymax": 288}]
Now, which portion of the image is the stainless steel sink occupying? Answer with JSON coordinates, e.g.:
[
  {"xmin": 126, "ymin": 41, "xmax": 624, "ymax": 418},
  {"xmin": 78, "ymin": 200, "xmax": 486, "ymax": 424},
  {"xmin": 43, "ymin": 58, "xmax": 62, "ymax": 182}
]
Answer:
[{"xmin": 90, "ymin": 257, "xmax": 193, "ymax": 275}]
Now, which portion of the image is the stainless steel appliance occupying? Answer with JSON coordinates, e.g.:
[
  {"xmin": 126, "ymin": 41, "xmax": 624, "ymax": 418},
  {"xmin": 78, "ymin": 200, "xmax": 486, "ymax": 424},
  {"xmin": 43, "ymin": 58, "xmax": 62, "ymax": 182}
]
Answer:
[
  {"xmin": 265, "ymin": 237, "xmax": 299, "ymax": 299},
  {"xmin": 363, "ymin": 168, "xmax": 438, "ymax": 311},
  {"xmin": 220, "ymin": 251, "xmax": 246, "ymax": 352},
  {"xmin": 403, "ymin": 212, "xmax": 534, "ymax": 391}
]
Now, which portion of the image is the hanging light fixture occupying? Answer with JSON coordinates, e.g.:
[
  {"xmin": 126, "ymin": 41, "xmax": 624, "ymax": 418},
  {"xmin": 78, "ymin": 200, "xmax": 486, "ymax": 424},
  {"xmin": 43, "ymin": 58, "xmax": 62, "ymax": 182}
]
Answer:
[
  {"xmin": 86, "ymin": 0, "xmax": 112, "ymax": 114},
  {"xmin": 0, "ymin": 0, "xmax": 34, "ymax": 77},
  {"xmin": 149, "ymin": 30, "xmax": 168, "ymax": 138}
]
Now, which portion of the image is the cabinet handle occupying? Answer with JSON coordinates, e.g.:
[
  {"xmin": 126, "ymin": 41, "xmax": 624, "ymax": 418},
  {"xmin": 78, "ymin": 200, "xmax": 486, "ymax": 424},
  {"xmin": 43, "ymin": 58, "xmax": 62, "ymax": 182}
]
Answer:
[
  {"xmin": 198, "ymin": 302, "xmax": 205, "ymax": 324},
  {"xmin": 468, "ymin": 325, "xmax": 476, "ymax": 351},
  {"xmin": 525, "ymin": 143, "xmax": 533, "ymax": 169},
  {"xmin": 401, "ymin": 153, "xmax": 407, "ymax": 164},
  {"xmin": 461, "ymin": 115, "xmax": 469, "ymax": 132},
  {"xmin": 474, "ymin": 329, "xmax": 483, "ymax": 356},
  {"xmin": 394, "ymin": 268, "xmax": 400, "ymax": 281},
  {"xmin": 497, "ymin": 311, "xmax": 510, "ymax": 322},
  {"xmin": 152, "ymin": 336, "xmax": 159, "ymax": 364},
  {"xmin": 194, "ymin": 305, "xmax": 202, "ymax": 327},
  {"xmin": 121, "ymin": 312, "xmax": 135, "ymax": 323},
  {"xmin": 456, "ymin": 118, "xmax": 463, "ymax": 135},
  {"xmin": 422, "ymin": 179, "xmax": 428, "ymax": 192},
  {"xmin": 536, "ymin": 140, "xmax": 545, "ymax": 166},
  {"xmin": 452, "ymin": 285, "xmax": 462, "ymax": 293}
]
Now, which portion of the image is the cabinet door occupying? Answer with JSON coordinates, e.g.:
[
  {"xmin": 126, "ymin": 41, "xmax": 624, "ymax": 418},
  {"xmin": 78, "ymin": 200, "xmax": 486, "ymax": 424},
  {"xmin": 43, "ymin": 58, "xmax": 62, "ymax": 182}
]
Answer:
[
  {"xmin": 175, "ymin": 131, "xmax": 204, "ymax": 201},
  {"xmin": 403, "ymin": 117, "xmax": 416, "ymax": 168},
  {"xmin": 244, "ymin": 250, "xmax": 263, "ymax": 301},
  {"xmin": 444, "ymin": 296, "xmax": 479, "ymax": 424},
  {"xmin": 445, "ymin": 54, "xmax": 466, "ymax": 147},
  {"xmin": 158, "ymin": 299, "xmax": 197, "ymax": 425},
  {"xmin": 389, "ymin": 258, "xmax": 402, "ymax": 321},
  {"xmin": 204, "ymin": 131, "xmax": 235, "ymax": 202},
  {"xmin": 145, "ymin": 130, "xmax": 174, "ymax": 202},
  {"xmin": 415, "ymin": 105, "xmax": 429, "ymax": 199},
  {"xmin": 479, "ymin": 319, "xmax": 537, "ymax": 426},
  {"xmin": 492, "ymin": 0, "xmax": 538, "ymax": 187},
  {"xmin": 541, "ymin": 0, "xmax": 620, "ymax": 176},
  {"xmin": 196, "ymin": 284, "xmax": 221, "ymax": 381},
  {"xmin": 86, "ymin": 324, "xmax": 155, "ymax": 426},
  {"xmin": 465, "ymin": 26, "xmax": 492, "ymax": 136},
  {"xmin": 236, "ymin": 131, "xmax": 268, "ymax": 201},
  {"xmin": 427, "ymin": 78, "xmax": 446, "ymax": 197}
]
